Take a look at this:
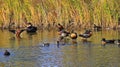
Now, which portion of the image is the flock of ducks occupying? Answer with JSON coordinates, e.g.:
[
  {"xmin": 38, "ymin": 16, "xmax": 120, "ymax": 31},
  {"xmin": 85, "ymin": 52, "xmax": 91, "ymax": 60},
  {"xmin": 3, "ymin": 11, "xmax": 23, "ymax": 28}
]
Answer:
[
  {"xmin": 3, "ymin": 23, "xmax": 120, "ymax": 56},
  {"xmin": 57, "ymin": 24, "xmax": 120, "ymax": 47},
  {"xmin": 4, "ymin": 22, "xmax": 38, "ymax": 56}
]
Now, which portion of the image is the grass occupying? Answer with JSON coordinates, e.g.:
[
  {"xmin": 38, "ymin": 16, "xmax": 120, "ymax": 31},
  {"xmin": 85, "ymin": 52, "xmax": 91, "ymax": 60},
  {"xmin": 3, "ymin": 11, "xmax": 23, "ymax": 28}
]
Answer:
[{"xmin": 0, "ymin": 0, "xmax": 120, "ymax": 29}]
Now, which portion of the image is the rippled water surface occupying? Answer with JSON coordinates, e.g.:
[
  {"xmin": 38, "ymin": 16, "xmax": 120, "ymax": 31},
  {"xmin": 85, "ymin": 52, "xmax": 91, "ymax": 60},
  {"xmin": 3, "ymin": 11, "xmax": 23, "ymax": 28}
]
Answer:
[{"xmin": 0, "ymin": 30, "xmax": 120, "ymax": 67}]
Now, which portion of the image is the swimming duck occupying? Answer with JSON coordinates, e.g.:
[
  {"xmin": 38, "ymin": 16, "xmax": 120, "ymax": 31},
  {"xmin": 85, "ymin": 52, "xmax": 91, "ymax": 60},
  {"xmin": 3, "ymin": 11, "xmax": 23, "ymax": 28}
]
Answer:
[
  {"xmin": 79, "ymin": 30, "xmax": 92, "ymax": 39},
  {"xmin": 42, "ymin": 43, "xmax": 50, "ymax": 47},
  {"xmin": 101, "ymin": 38, "xmax": 115, "ymax": 45},
  {"xmin": 84, "ymin": 30, "xmax": 92, "ymax": 34},
  {"xmin": 93, "ymin": 24, "xmax": 102, "ymax": 31},
  {"xmin": 4, "ymin": 50, "xmax": 10, "ymax": 56},
  {"xmin": 26, "ymin": 23, "xmax": 37, "ymax": 33}
]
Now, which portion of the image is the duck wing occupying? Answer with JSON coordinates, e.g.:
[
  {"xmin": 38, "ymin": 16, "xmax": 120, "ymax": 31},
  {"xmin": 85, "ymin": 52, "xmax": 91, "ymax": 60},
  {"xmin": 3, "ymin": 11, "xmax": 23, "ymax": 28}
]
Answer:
[
  {"xmin": 106, "ymin": 40, "xmax": 115, "ymax": 43},
  {"xmin": 19, "ymin": 29, "xmax": 25, "ymax": 35},
  {"xmin": 9, "ymin": 29, "xmax": 16, "ymax": 34}
]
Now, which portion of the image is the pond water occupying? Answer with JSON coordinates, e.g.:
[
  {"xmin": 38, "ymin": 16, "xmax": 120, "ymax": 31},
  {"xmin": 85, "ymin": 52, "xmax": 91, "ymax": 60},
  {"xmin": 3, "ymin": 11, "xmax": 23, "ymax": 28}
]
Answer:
[{"xmin": 0, "ymin": 29, "xmax": 120, "ymax": 67}]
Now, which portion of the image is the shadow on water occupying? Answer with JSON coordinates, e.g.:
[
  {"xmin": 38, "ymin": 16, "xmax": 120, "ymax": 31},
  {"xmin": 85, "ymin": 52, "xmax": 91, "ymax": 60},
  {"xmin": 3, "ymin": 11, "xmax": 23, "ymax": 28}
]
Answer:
[{"xmin": 0, "ymin": 30, "xmax": 120, "ymax": 67}]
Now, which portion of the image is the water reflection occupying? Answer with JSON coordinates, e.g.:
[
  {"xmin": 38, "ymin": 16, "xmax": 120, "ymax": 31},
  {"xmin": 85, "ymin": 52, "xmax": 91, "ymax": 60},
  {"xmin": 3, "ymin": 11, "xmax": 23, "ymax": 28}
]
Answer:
[{"xmin": 0, "ymin": 30, "xmax": 120, "ymax": 67}]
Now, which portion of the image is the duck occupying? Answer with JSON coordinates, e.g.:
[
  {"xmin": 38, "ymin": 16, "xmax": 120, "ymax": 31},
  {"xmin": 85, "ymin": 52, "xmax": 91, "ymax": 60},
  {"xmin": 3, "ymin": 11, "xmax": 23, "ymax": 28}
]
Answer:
[
  {"xmin": 79, "ymin": 30, "xmax": 92, "ymax": 39},
  {"xmin": 4, "ymin": 50, "xmax": 10, "ymax": 56},
  {"xmin": 9, "ymin": 27, "xmax": 25, "ymax": 38},
  {"xmin": 9, "ymin": 23, "xmax": 25, "ymax": 38},
  {"xmin": 57, "ymin": 41, "xmax": 60, "ymax": 48},
  {"xmin": 101, "ymin": 38, "xmax": 115, "ymax": 45},
  {"xmin": 42, "ymin": 42, "xmax": 50, "ymax": 47},
  {"xmin": 26, "ymin": 22, "xmax": 37, "ymax": 33},
  {"xmin": 93, "ymin": 24, "xmax": 102, "ymax": 31},
  {"xmin": 70, "ymin": 33, "xmax": 77, "ymax": 39},
  {"xmin": 84, "ymin": 30, "xmax": 92, "ymax": 34},
  {"xmin": 61, "ymin": 30, "xmax": 70, "ymax": 37},
  {"xmin": 69, "ymin": 30, "xmax": 77, "ymax": 39},
  {"xmin": 58, "ymin": 30, "xmax": 70, "ymax": 38}
]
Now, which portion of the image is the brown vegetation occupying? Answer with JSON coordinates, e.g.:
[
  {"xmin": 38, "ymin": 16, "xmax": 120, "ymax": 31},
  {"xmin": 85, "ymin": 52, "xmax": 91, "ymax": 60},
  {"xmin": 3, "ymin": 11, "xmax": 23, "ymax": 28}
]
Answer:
[{"xmin": 0, "ymin": 0, "xmax": 120, "ymax": 30}]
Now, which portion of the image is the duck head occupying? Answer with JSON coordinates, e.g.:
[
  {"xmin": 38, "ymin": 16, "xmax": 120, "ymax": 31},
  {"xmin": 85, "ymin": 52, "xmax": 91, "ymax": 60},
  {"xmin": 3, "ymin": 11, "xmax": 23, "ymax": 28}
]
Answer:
[
  {"xmin": 88, "ymin": 30, "xmax": 92, "ymax": 34},
  {"xmin": 102, "ymin": 38, "xmax": 106, "ymax": 41},
  {"xmin": 101, "ymin": 38, "xmax": 106, "ymax": 46},
  {"xmin": 27, "ymin": 22, "xmax": 32, "ymax": 27}
]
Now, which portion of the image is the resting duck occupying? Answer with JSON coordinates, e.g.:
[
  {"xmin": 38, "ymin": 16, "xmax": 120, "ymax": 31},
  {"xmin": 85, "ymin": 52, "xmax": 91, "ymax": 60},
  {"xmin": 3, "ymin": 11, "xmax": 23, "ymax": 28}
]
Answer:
[
  {"xmin": 101, "ymin": 38, "xmax": 115, "ymax": 45},
  {"xmin": 93, "ymin": 24, "xmax": 102, "ymax": 31},
  {"xmin": 79, "ymin": 30, "xmax": 92, "ymax": 39},
  {"xmin": 4, "ymin": 50, "xmax": 10, "ymax": 56},
  {"xmin": 26, "ymin": 23, "xmax": 37, "ymax": 33}
]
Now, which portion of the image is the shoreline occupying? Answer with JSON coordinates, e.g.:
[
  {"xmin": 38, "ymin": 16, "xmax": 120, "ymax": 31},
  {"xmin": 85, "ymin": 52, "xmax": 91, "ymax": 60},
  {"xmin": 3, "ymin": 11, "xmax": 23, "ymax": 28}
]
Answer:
[{"xmin": 0, "ymin": 26, "xmax": 120, "ymax": 32}]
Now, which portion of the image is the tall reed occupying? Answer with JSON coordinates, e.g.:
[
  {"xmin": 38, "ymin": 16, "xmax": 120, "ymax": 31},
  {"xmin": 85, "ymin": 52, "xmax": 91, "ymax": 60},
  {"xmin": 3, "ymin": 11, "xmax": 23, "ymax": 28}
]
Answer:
[{"xmin": 0, "ymin": 0, "xmax": 119, "ymax": 29}]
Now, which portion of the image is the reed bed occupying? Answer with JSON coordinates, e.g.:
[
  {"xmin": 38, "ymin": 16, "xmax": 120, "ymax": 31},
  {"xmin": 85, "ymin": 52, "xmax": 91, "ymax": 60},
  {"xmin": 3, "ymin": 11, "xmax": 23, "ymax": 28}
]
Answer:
[{"xmin": 0, "ymin": 0, "xmax": 119, "ymax": 29}]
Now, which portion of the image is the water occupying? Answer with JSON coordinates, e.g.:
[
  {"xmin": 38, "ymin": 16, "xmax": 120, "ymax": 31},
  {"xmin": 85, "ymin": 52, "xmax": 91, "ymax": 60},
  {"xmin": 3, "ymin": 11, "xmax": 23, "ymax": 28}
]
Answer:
[{"xmin": 0, "ymin": 30, "xmax": 120, "ymax": 67}]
